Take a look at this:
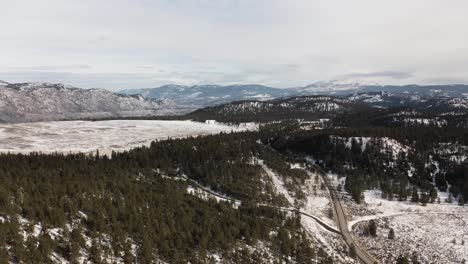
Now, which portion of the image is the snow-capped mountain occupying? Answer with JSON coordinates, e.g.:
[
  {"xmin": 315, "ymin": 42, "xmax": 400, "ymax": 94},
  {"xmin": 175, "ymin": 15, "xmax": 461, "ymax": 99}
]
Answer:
[
  {"xmin": 0, "ymin": 81, "xmax": 174, "ymax": 122},
  {"xmin": 120, "ymin": 84, "xmax": 296, "ymax": 107},
  {"xmin": 299, "ymin": 79, "xmax": 381, "ymax": 93},
  {"xmin": 119, "ymin": 81, "xmax": 380, "ymax": 107},
  {"xmin": 121, "ymin": 80, "xmax": 468, "ymax": 109}
]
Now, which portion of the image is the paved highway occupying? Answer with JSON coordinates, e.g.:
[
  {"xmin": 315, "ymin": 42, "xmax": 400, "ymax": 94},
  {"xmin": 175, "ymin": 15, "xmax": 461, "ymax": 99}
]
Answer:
[
  {"xmin": 318, "ymin": 168, "xmax": 379, "ymax": 264},
  {"xmin": 181, "ymin": 174, "xmax": 341, "ymax": 233},
  {"xmin": 182, "ymin": 169, "xmax": 379, "ymax": 263}
]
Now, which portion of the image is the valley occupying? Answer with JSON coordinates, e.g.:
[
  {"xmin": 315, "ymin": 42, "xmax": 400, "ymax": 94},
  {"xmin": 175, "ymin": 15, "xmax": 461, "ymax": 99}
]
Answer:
[
  {"xmin": 0, "ymin": 120, "xmax": 256, "ymax": 155},
  {"xmin": 0, "ymin": 80, "xmax": 467, "ymax": 264},
  {"xmin": 3, "ymin": 1, "xmax": 468, "ymax": 262}
]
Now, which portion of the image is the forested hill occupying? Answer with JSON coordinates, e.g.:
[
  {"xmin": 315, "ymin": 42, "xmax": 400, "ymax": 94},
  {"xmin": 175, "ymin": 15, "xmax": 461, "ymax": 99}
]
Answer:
[
  {"xmin": 0, "ymin": 132, "xmax": 329, "ymax": 263},
  {"xmin": 262, "ymin": 123, "xmax": 468, "ymax": 205},
  {"xmin": 186, "ymin": 96, "xmax": 367, "ymax": 122},
  {"xmin": 0, "ymin": 121, "xmax": 466, "ymax": 262},
  {"xmin": 185, "ymin": 93, "xmax": 468, "ymax": 128}
]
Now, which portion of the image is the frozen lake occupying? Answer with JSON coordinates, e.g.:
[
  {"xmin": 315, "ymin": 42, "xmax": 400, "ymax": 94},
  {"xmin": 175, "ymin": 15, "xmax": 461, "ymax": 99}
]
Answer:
[{"xmin": 0, "ymin": 120, "xmax": 257, "ymax": 155}]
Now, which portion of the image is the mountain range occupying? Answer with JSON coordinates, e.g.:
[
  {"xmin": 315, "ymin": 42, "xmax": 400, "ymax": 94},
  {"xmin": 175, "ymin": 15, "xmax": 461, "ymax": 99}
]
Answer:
[
  {"xmin": 120, "ymin": 80, "xmax": 468, "ymax": 107},
  {"xmin": 1, "ymin": 79, "xmax": 468, "ymax": 123},
  {"xmin": 119, "ymin": 84, "xmax": 295, "ymax": 107},
  {"xmin": 186, "ymin": 91, "xmax": 468, "ymax": 127}
]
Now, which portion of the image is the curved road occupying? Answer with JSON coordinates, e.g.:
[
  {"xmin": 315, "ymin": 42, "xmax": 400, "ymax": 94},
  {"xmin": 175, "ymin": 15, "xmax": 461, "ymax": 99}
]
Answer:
[
  {"xmin": 182, "ymin": 170, "xmax": 379, "ymax": 264},
  {"xmin": 181, "ymin": 174, "xmax": 340, "ymax": 233},
  {"xmin": 317, "ymin": 167, "xmax": 379, "ymax": 264}
]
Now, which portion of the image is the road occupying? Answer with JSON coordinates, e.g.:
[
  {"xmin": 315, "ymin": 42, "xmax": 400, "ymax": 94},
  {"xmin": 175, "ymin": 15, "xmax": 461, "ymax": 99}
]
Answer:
[
  {"xmin": 263, "ymin": 205, "xmax": 341, "ymax": 234},
  {"xmin": 182, "ymin": 169, "xmax": 379, "ymax": 263},
  {"xmin": 318, "ymin": 168, "xmax": 379, "ymax": 264},
  {"xmin": 180, "ymin": 174, "xmax": 340, "ymax": 233}
]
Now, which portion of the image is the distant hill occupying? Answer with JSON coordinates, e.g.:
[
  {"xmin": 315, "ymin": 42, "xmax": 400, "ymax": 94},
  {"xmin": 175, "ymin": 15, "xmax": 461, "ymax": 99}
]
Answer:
[
  {"xmin": 119, "ymin": 84, "xmax": 296, "ymax": 107},
  {"xmin": 120, "ymin": 81, "xmax": 468, "ymax": 108},
  {"xmin": 186, "ymin": 95, "xmax": 368, "ymax": 122},
  {"xmin": 185, "ymin": 92, "xmax": 468, "ymax": 127},
  {"xmin": 0, "ymin": 81, "xmax": 175, "ymax": 122}
]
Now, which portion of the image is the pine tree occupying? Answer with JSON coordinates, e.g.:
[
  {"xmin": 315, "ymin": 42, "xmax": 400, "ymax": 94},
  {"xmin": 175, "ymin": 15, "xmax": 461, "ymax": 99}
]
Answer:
[
  {"xmin": 368, "ymin": 220, "xmax": 377, "ymax": 237},
  {"xmin": 429, "ymin": 188, "xmax": 437, "ymax": 203},
  {"xmin": 411, "ymin": 188, "xmax": 419, "ymax": 203},
  {"xmin": 37, "ymin": 232, "xmax": 54, "ymax": 263},
  {"xmin": 458, "ymin": 195, "xmax": 465, "ymax": 206},
  {"xmin": 0, "ymin": 231, "xmax": 9, "ymax": 264},
  {"xmin": 447, "ymin": 193, "xmax": 453, "ymax": 203},
  {"xmin": 411, "ymin": 253, "xmax": 420, "ymax": 264},
  {"xmin": 89, "ymin": 238, "xmax": 102, "ymax": 264},
  {"xmin": 396, "ymin": 255, "xmax": 410, "ymax": 264},
  {"xmin": 420, "ymin": 193, "xmax": 429, "ymax": 206},
  {"xmin": 123, "ymin": 240, "xmax": 134, "ymax": 264},
  {"xmin": 398, "ymin": 186, "xmax": 407, "ymax": 201},
  {"xmin": 70, "ymin": 226, "xmax": 85, "ymax": 248},
  {"xmin": 9, "ymin": 216, "xmax": 25, "ymax": 262},
  {"xmin": 349, "ymin": 243, "xmax": 356, "ymax": 259},
  {"xmin": 25, "ymin": 236, "xmax": 40, "ymax": 263},
  {"xmin": 388, "ymin": 228, "xmax": 395, "ymax": 239},
  {"xmin": 138, "ymin": 235, "xmax": 153, "ymax": 264}
]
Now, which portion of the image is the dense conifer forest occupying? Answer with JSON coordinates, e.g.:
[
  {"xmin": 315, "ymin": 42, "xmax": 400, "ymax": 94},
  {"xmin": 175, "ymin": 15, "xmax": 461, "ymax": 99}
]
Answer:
[
  {"xmin": 184, "ymin": 94, "xmax": 468, "ymax": 129},
  {"xmin": 0, "ymin": 132, "xmax": 329, "ymax": 263},
  {"xmin": 263, "ymin": 123, "xmax": 468, "ymax": 205},
  {"xmin": 0, "ymin": 119, "xmax": 466, "ymax": 262}
]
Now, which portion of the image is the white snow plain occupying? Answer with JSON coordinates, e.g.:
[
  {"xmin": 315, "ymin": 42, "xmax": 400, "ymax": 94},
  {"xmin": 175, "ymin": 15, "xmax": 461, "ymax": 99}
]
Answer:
[
  {"xmin": 349, "ymin": 189, "xmax": 468, "ymax": 263},
  {"xmin": 0, "ymin": 120, "xmax": 257, "ymax": 155}
]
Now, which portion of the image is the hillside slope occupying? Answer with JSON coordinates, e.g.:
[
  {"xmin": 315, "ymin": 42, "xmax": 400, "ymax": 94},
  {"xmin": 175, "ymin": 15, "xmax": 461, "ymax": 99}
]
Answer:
[
  {"xmin": 187, "ymin": 96, "xmax": 366, "ymax": 122},
  {"xmin": 120, "ymin": 84, "xmax": 296, "ymax": 107},
  {"xmin": 0, "ymin": 81, "xmax": 174, "ymax": 122}
]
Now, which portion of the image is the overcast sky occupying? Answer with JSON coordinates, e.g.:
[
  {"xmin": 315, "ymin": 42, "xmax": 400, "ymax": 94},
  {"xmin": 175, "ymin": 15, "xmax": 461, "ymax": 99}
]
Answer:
[{"xmin": 1, "ymin": 0, "xmax": 468, "ymax": 90}]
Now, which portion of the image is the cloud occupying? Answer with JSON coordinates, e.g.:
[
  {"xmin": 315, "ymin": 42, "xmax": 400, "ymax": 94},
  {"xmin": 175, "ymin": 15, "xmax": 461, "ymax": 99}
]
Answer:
[
  {"xmin": 3, "ymin": 65, "xmax": 93, "ymax": 72},
  {"xmin": 339, "ymin": 71, "xmax": 413, "ymax": 80},
  {"xmin": 1, "ymin": 0, "xmax": 468, "ymax": 88}
]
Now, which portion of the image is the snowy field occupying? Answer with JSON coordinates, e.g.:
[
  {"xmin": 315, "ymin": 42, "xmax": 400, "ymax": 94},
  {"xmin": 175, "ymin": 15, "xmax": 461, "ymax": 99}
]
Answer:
[
  {"xmin": 0, "ymin": 120, "xmax": 257, "ymax": 155},
  {"xmin": 348, "ymin": 189, "xmax": 468, "ymax": 263}
]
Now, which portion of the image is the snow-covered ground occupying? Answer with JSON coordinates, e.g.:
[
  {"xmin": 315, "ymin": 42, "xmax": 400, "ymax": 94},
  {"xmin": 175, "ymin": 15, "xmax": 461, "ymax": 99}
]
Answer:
[
  {"xmin": 258, "ymin": 160, "xmax": 355, "ymax": 262},
  {"xmin": 348, "ymin": 189, "xmax": 468, "ymax": 263},
  {"xmin": 299, "ymin": 172, "xmax": 355, "ymax": 264},
  {"xmin": 186, "ymin": 181, "xmax": 241, "ymax": 208},
  {"xmin": 0, "ymin": 120, "xmax": 257, "ymax": 155},
  {"xmin": 257, "ymin": 159, "xmax": 296, "ymax": 206},
  {"xmin": 301, "ymin": 171, "xmax": 336, "ymax": 228}
]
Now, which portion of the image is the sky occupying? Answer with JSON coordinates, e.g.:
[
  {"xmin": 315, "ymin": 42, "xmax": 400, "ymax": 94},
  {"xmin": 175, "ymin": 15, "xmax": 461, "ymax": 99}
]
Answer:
[{"xmin": 1, "ymin": 0, "xmax": 468, "ymax": 90}]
